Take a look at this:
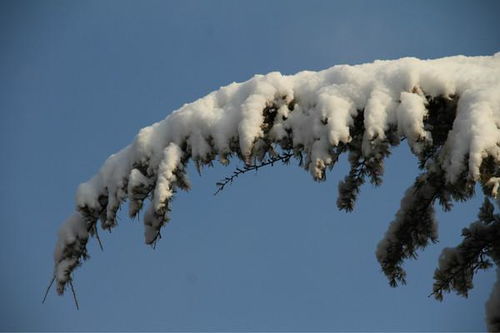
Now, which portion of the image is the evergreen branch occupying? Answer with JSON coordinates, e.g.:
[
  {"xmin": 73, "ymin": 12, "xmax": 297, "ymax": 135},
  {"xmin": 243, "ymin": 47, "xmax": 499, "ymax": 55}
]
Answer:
[{"xmin": 429, "ymin": 249, "xmax": 489, "ymax": 299}]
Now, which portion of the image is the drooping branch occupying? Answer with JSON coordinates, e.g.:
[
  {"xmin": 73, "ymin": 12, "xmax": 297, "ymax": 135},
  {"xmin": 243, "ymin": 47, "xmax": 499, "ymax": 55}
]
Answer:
[
  {"xmin": 376, "ymin": 171, "xmax": 441, "ymax": 286},
  {"xmin": 430, "ymin": 249, "xmax": 491, "ymax": 300},
  {"xmin": 49, "ymin": 54, "xmax": 500, "ymax": 328},
  {"xmin": 431, "ymin": 198, "xmax": 500, "ymax": 300}
]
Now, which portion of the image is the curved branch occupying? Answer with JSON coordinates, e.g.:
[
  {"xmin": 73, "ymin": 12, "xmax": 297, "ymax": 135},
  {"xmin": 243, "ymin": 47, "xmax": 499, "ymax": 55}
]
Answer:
[{"xmin": 49, "ymin": 55, "xmax": 500, "ymax": 303}]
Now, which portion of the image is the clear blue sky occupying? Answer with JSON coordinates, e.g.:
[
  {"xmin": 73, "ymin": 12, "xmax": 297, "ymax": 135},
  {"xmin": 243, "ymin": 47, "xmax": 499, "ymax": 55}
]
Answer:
[{"xmin": 1, "ymin": 0, "xmax": 499, "ymax": 331}]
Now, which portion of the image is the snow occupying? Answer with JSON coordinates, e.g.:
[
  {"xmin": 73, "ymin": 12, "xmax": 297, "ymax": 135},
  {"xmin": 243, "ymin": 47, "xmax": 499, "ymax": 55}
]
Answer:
[
  {"xmin": 53, "ymin": 212, "xmax": 89, "ymax": 294},
  {"xmin": 53, "ymin": 54, "xmax": 500, "ymax": 296},
  {"xmin": 153, "ymin": 142, "xmax": 187, "ymax": 213},
  {"xmin": 396, "ymin": 91, "xmax": 430, "ymax": 154}
]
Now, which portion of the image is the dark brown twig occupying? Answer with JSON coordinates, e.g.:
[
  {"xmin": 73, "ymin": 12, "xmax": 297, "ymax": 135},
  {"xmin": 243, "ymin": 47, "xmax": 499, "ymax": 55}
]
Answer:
[
  {"xmin": 94, "ymin": 224, "xmax": 104, "ymax": 251},
  {"xmin": 69, "ymin": 280, "xmax": 80, "ymax": 310},
  {"xmin": 214, "ymin": 152, "xmax": 294, "ymax": 195},
  {"xmin": 42, "ymin": 276, "xmax": 55, "ymax": 304}
]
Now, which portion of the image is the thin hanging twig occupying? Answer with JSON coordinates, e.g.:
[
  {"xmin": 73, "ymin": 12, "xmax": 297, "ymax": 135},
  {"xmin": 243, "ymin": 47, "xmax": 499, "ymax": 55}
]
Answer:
[
  {"xmin": 69, "ymin": 280, "xmax": 80, "ymax": 310},
  {"xmin": 214, "ymin": 152, "xmax": 294, "ymax": 195},
  {"xmin": 94, "ymin": 224, "xmax": 104, "ymax": 251},
  {"xmin": 152, "ymin": 231, "xmax": 162, "ymax": 249},
  {"xmin": 42, "ymin": 276, "xmax": 55, "ymax": 304}
]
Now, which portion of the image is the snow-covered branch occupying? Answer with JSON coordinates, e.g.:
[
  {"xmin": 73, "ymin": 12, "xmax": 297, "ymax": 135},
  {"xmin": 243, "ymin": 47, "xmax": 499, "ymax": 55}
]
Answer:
[
  {"xmin": 431, "ymin": 198, "xmax": 500, "ymax": 300},
  {"xmin": 51, "ymin": 54, "xmax": 500, "ymax": 327}
]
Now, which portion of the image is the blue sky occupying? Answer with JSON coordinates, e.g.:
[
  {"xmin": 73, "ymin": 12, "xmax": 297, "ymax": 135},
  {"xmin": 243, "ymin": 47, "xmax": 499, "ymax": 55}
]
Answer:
[{"xmin": 1, "ymin": 0, "xmax": 499, "ymax": 331}]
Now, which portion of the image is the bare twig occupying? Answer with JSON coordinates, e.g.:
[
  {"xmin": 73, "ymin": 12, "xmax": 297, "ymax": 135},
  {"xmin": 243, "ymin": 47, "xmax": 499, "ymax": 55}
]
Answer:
[
  {"xmin": 42, "ymin": 276, "xmax": 55, "ymax": 304},
  {"xmin": 69, "ymin": 280, "xmax": 80, "ymax": 310},
  {"xmin": 94, "ymin": 224, "xmax": 104, "ymax": 251},
  {"xmin": 214, "ymin": 152, "xmax": 294, "ymax": 195},
  {"xmin": 152, "ymin": 231, "xmax": 162, "ymax": 249}
]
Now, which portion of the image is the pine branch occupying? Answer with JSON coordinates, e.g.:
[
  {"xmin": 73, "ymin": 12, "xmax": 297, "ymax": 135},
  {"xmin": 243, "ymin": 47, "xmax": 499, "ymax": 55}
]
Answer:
[
  {"xmin": 429, "ymin": 197, "xmax": 500, "ymax": 300},
  {"xmin": 214, "ymin": 152, "xmax": 294, "ymax": 195},
  {"xmin": 429, "ymin": 249, "xmax": 490, "ymax": 299}
]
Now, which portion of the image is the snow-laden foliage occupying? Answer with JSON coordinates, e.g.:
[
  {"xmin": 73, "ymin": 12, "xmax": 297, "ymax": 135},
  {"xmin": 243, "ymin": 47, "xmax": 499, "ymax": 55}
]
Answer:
[{"xmin": 52, "ymin": 54, "xmax": 500, "ymax": 329}]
